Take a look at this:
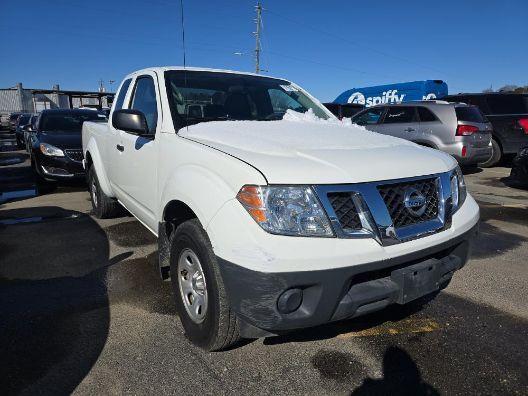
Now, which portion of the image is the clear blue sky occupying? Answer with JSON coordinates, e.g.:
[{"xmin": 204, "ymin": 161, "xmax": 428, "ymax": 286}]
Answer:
[{"xmin": 1, "ymin": 0, "xmax": 526, "ymax": 101}]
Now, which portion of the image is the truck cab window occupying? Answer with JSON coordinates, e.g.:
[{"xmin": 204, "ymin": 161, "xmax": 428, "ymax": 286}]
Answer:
[
  {"xmin": 130, "ymin": 76, "xmax": 158, "ymax": 133},
  {"xmin": 114, "ymin": 78, "xmax": 132, "ymax": 111}
]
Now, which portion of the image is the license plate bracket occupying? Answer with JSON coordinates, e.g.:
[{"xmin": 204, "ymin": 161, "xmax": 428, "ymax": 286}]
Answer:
[{"xmin": 391, "ymin": 259, "xmax": 443, "ymax": 304}]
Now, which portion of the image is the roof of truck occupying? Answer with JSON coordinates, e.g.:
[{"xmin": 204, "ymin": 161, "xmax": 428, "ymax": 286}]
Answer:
[{"xmin": 125, "ymin": 66, "xmax": 289, "ymax": 82}]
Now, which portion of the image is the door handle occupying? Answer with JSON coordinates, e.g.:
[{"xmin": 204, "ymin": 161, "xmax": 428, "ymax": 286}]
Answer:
[
  {"xmin": 116, "ymin": 144, "xmax": 124, "ymax": 152},
  {"xmin": 404, "ymin": 127, "xmax": 415, "ymax": 132}
]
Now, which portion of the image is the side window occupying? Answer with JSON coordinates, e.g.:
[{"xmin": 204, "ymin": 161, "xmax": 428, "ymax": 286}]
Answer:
[
  {"xmin": 417, "ymin": 107, "xmax": 437, "ymax": 122},
  {"xmin": 129, "ymin": 76, "xmax": 159, "ymax": 133},
  {"xmin": 383, "ymin": 106, "xmax": 416, "ymax": 124},
  {"xmin": 114, "ymin": 78, "xmax": 132, "ymax": 111},
  {"xmin": 353, "ymin": 107, "xmax": 385, "ymax": 125}
]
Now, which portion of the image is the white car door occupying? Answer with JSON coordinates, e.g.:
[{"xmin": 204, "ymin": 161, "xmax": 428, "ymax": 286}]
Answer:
[
  {"xmin": 113, "ymin": 72, "xmax": 160, "ymax": 231},
  {"xmin": 107, "ymin": 78, "xmax": 133, "ymax": 187}
]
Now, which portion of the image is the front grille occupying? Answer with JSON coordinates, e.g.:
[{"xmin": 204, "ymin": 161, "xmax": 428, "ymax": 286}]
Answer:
[
  {"xmin": 64, "ymin": 149, "xmax": 83, "ymax": 162},
  {"xmin": 377, "ymin": 178, "xmax": 439, "ymax": 228},
  {"xmin": 327, "ymin": 192, "xmax": 362, "ymax": 231}
]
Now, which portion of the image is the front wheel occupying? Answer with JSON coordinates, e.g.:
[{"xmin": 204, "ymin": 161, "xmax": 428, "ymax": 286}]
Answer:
[
  {"xmin": 170, "ymin": 219, "xmax": 240, "ymax": 351},
  {"xmin": 87, "ymin": 166, "xmax": 121, "ymax": 219}
]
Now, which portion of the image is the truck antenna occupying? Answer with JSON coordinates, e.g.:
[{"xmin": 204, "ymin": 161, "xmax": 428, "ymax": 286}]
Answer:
[{"xmin": 179, "ymin": 0, "xmax": 187, "ymax": 68}]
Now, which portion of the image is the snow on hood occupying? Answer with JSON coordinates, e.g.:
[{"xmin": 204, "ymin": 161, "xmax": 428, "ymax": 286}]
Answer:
[{"xmin": 180, "ymin": 109, "xmax": 457, "ymax": 184}]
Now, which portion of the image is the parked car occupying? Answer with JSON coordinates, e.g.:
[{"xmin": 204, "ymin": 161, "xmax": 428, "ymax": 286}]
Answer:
[
  {"xmin": 509, "ymin": 147, "xmax": 528, "ymax": 187},
  {"xmin": 442, "ymin": 93, "xmax": 528, "ymax": 167},
  {"xmin": 83, "ymin": 67, "xmax": 479, "ymax": 351},
  {"xmin": 14, "ymin": 113, "xmax": 33, "ymax": 148},
  {"xmin": 8, "ymin": 112, "xmax": 23, "ymax": 132},
  {"xmin": 24, "ymin": 114, "xmax": 39, "ymax": 153},
  {"xmin": 29, "ymin": 109, "xmax": 106, "ymax": 185},
  {"xmin": 351, "ymin": 101, "xmax": 493, "ymax": 167},
  {"xmin": 323, "ymin": 102, "xmax": 364, "ymax": 119}
]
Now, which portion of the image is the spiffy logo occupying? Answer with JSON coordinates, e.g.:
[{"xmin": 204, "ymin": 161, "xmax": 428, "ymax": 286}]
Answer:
[
  {"xmin": 348, "ymin": 90, "xmax": 406, "ymax": 107},
  {"xmin": 348, "ymin": 92, "xmax": 366, "ymax": 105}
]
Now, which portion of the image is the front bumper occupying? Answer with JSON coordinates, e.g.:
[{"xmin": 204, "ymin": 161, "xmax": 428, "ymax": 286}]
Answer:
[
  {"xmin": 34, "ymin": 154, "xmax": 85, "ymax": 181},
  {"xmin": 218, "ymin": 223, "xmax": 477, "ymax": 337}
]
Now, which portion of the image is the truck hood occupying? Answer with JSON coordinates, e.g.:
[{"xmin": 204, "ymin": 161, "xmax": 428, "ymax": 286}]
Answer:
[{"xmin": 180, "ymin": 117, "xmax": 457, "ymax": 184}]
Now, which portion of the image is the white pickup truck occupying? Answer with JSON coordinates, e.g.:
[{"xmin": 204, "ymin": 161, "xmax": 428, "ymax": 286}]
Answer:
[{"xmin": 82, "ymin": 67, "xmax": 479, "ymax": 351}]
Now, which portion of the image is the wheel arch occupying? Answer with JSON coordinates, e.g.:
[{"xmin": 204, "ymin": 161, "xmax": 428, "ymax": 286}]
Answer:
[
  {"xmin": 158, "ymin": 199, "xmax": 200, "ymax": 281},
  {"xmin": 84, "ymin": 139, "xmax": 113, "ymax": 197}
]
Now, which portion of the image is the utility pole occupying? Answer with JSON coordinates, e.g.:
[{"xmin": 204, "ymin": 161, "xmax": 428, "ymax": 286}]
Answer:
[{"xmin": 254, "ymin": 2, "xmax": 262, "ymax": 74}]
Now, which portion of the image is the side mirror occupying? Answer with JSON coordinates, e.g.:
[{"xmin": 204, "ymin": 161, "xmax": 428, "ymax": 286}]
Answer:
[
  {"xmin": 112, "ymin": 109, "xmax": 150, "ymax": 136},
  {"xmin": 23, "ymin": 124, "xmax": 33, "ymax": 132}
]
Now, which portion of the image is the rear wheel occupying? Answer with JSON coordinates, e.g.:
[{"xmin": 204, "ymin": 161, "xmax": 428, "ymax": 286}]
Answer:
[
  {"xmin": 170, "ymin": 219, "xmax": 240, "ymax": 351},
  {"xmin": 479, "ymin": 138, "xmax": 501, "ymax": 168},
  {"xmin": 88, "ymin": 166, "xmax": 121, "ymax": 219}
]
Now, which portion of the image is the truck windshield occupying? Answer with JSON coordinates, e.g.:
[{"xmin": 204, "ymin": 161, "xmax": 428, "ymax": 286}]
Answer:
[
  {"xmin": 41, "ymin": 112, "xmax": 104, "ymax": 133},
  {"xmin": 165, "ymin": 70, "xmax": 330, "ymax": 129}
]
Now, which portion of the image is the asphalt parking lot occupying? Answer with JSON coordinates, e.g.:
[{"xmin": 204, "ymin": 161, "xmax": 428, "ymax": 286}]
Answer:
[{"xmin": 1, "ymin": 133, "xmax": 528, "ymax": 395}]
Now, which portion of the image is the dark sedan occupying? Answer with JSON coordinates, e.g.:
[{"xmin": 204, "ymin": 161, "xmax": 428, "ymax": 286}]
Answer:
[
  {"xmin": 14, "ymin": 113, "xmax": 33, "ymax": 148},
  {"xmin": 29, "ymin": 109, "xmax": 106, "ymax": 184}
]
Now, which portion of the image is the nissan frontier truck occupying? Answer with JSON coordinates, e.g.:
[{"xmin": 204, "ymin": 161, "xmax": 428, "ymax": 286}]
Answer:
[{"xmin": 82, "ymin": 67, "xmax": 479, "ymax": 351}]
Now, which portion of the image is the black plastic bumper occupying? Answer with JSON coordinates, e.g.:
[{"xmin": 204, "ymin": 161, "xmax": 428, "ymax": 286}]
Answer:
[
  {"xmin": 218, "ymin": 224, "xmax": 478, "ymax": 338},
  {"xmin": 34, "ymin": 154, "xmax": 85, "ymax": 181}
]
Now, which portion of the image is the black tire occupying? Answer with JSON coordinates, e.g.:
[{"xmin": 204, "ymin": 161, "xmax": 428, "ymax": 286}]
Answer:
[
  {"xmin": 88, "ymin": 166, "xmax": 121, "ymax": 219},
  {"xmin": 479, "ymin": 138, "xmax": 501, "ymax": 168},
  {"xmin": 170, "ymin": 219, "xmax": 240, "ymax": 351}
]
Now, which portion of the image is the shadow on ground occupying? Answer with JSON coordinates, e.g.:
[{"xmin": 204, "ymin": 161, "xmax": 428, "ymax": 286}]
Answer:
[
  {"xmin": 350, "ymin": 346, "xmax": 439, "ymax": 395},
  {"xmin": 0, "ymin": 206, "xmax": 126, "ymax": 395},
  {"xmin": 472, "ymin": 203, "xmax": 528, "ymax": 259}
]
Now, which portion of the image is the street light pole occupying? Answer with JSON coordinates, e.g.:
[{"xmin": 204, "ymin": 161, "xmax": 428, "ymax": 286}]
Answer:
[{"xmin": 254, "ymin": 2, "xmax": 262, "ymax": 74}]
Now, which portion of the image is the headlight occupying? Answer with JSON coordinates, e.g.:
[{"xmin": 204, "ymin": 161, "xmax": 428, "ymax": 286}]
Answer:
[
  {"xmin": 40, "ymin": 143, "xmax": 65, "ymax": 157},
  {"xmin": 236, "ymin": 185, "xmax": 333, "ymax": 237},
  {"xmin": 450, "ymin": 166, "xmax": 467, "ymax": 214}
]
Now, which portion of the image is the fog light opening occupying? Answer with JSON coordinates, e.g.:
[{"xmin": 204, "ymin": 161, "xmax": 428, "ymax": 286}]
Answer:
[{"xmin": 277, "ymin": 288, "xmax": 303, "ymax": 314}]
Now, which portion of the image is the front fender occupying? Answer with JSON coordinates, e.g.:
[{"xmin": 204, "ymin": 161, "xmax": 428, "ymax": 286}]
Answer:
[
  {"xmin": 85, "ymin": 137, "xmax": 113, "ymax": 197},
  {"xmin": 159, "ymin": 163, "xmax": 262, "ymax": 230}
]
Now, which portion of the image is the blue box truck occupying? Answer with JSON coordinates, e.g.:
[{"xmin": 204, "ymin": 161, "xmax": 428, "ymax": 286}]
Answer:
[{"xmin": 334, "ymin": 80, "xmax": 448, "ymax": 107}]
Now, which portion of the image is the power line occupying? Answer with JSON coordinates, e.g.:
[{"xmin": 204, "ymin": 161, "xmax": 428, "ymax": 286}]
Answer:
[
  {"xmin": 265, "ymin": 8, "xmax": 451, "ymax": 79},
  {"xmin": 265, "ymin": 50, "xmax": 400, "ymax": 80}
]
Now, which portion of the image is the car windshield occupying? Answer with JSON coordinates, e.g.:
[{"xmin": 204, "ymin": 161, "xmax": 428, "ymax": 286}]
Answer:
[
  {"xmin": 165, "ymin": 70, "xmax": 330, "ymax": 129},
  {"xmin": 41, "ymin": 112, "xmax": 104, "ymax": 133}
]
